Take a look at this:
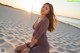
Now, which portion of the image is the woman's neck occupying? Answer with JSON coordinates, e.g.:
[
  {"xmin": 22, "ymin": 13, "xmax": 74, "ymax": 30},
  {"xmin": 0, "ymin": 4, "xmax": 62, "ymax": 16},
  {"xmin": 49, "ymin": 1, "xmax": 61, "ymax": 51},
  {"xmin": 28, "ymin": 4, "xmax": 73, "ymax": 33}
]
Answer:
[{"xmin": 40, "ymin": 15, "xmax": 46, "ymax": 20}]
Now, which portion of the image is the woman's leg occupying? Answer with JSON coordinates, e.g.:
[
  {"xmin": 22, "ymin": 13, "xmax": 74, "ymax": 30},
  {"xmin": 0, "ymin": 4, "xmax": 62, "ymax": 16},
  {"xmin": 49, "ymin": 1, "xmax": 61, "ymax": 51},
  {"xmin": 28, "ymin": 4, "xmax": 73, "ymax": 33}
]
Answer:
[
  {"xmin": 21, "ymin": 46, "xmax": 49, "ymax": 53},
  {"xmin": 29, "ymin": 46, "xmax": 49, "ymax": 53},
  {"xmin": 15, "ymin": 42, "xmax": 30, "ymax": 52}
]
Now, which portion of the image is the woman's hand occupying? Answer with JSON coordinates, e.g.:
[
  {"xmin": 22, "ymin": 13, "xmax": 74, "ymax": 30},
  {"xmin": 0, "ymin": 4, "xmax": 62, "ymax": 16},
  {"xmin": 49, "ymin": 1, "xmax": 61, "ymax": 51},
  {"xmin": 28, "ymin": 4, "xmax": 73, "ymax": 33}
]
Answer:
[
  {"xmin": 21, "ymin": 42, "xmax": 31, "ymax": 53},
  {"xmin": 21, "ymin": 48, "xmax": 30, "ymax": 53}
]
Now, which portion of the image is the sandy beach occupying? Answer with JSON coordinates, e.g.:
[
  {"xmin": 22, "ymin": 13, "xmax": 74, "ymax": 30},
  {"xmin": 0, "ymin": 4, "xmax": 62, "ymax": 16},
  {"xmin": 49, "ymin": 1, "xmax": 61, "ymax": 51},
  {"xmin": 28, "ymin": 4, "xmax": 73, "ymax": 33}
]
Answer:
[{"xmin": 0, "ymin": 5, "xmax": 80, "ymax": 53}]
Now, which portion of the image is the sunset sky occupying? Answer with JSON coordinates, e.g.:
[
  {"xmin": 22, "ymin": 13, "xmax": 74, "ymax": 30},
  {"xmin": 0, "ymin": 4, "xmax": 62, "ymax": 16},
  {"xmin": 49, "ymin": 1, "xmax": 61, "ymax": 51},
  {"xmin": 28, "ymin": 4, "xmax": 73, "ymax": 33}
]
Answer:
[{"xmin": 0, "ymin": 0, "xmax": 80, "ymax": 19}]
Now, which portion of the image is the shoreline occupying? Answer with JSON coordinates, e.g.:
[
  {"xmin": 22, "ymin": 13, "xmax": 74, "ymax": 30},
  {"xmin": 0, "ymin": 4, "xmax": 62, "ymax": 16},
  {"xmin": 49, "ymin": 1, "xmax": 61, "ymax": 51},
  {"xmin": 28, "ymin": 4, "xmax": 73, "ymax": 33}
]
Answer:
[
  {"xmin": 56, "ymin": 15, "xmax": 80, "ymax": 20},
  {"xmin": 58, "ymin": 20, "xmax": 80, "ymax": 29},
  {"xmin": 56, "ymin": 16, "xmax": 80, "ymax": 29}
]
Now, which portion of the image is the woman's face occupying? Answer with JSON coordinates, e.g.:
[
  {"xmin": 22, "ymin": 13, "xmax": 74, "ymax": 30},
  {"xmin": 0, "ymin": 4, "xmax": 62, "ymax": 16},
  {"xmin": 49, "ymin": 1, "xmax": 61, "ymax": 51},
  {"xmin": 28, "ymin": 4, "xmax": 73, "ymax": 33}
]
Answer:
[{"xmin": 41, "ymin": 4, "xmax": 50, "ymax": 15}]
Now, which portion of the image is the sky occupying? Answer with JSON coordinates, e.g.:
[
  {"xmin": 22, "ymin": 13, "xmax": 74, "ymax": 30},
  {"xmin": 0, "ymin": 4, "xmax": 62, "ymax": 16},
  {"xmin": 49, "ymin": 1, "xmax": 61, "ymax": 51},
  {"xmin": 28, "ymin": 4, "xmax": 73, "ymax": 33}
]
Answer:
[{"xmin": 0, "ymin": 0, "xmax": 80, "ymax": 19}]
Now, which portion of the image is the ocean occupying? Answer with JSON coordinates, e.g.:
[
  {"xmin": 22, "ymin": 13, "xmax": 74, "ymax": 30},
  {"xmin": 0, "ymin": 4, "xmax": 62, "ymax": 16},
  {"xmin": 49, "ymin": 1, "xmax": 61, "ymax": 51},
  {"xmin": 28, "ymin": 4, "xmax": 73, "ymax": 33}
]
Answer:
[{"xmin": 57, "ymin": 16, "xmax": 80, "ymax": 28}]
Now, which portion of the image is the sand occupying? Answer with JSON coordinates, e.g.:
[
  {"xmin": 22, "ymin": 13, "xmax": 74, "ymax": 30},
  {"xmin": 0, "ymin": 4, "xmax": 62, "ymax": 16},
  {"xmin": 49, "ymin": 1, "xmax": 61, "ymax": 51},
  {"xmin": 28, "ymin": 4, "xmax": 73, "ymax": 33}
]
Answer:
[{"xmin": 0, "ymin": 5, "xmax": 80, "ymax": 53}]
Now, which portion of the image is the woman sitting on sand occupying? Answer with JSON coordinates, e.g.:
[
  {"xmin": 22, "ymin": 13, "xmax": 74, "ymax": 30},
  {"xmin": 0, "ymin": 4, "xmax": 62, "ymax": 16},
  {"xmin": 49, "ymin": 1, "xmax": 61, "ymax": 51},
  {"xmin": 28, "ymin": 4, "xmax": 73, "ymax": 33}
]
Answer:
[{"xmin": 15, "ymin": 3, "xmax": 57, "ymax": 53}]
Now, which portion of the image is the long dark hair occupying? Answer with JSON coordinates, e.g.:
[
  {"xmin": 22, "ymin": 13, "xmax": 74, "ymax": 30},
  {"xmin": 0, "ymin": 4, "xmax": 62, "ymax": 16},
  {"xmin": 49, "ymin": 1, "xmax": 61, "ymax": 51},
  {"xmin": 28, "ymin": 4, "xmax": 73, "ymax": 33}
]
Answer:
[{"xmin": 44, "ymin": 3, "xmax": 57, "ymax": 32}]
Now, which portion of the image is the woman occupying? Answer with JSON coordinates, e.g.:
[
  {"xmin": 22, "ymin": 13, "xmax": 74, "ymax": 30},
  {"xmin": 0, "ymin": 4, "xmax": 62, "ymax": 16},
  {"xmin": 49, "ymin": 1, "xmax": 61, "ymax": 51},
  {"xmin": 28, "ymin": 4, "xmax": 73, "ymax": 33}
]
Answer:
[{"xmin": 15, "ymin": 3, "xmax": 57, "ymax": 53}]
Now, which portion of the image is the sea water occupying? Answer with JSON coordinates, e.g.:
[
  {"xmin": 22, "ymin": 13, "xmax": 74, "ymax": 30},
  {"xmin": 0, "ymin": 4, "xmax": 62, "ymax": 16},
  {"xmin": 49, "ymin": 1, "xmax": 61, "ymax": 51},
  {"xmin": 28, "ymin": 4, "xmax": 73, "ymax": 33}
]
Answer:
[{"xmin": 57, "ymin": 16, "xmax": 80, "ymax": 28}]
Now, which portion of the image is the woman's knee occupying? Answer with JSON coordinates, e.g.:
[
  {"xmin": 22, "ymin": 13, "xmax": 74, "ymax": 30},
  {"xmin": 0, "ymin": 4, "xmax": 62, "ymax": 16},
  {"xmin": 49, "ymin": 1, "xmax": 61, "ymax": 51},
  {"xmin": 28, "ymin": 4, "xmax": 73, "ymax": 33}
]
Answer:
[
  {"xmin": 15, "ymin": 46, "xmax": 22, "ymax": 52},
  {"xmin": 15, "ymin": 44, "xmax": 26, "ymax": 52},
  {"xmin": 15, "ymin": 42, "xmax": 31, "ymax": 52}
]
